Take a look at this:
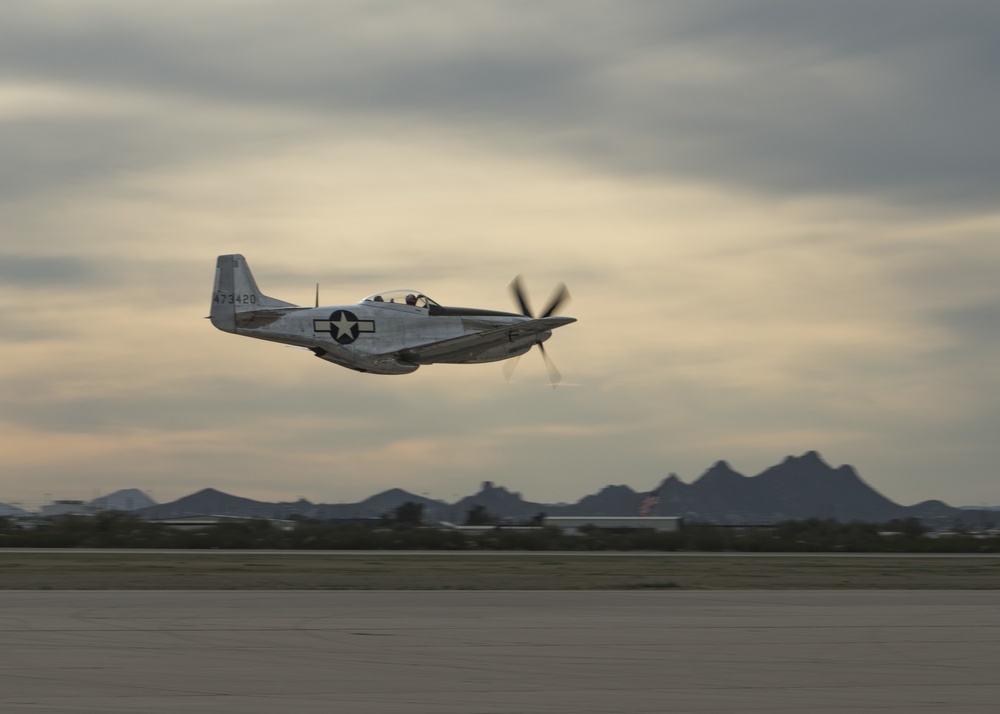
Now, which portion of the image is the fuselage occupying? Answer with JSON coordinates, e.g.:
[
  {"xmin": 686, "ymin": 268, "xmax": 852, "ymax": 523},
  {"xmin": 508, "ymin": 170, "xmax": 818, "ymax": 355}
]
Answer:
[{"xmin": 226, "ymin": 294, "xmax": 548, "ymax": 374}]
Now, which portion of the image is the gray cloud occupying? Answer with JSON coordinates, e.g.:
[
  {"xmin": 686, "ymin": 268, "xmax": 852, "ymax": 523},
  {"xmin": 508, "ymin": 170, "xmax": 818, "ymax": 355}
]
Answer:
[
  {"xmin": 0, "ymin": 254, "xmax": 102, "ymax": 287},
  {"xmin": 2, "ymin": 1, "xmax": 999, "ymax": 507},
  {"xmin": 0, "ymin": 373, "xmax": 397, "ymax": 435},
  {"xmin": 936, "ymin": 301, "xmax": 1000, "ymax": 352},
  {"xmin": 2, "ymin": 2, "xmax": 998, "ymax": 209},
  {"xmin": 0, "ymin": 115, "xmax": 174, "ymax": 201}
]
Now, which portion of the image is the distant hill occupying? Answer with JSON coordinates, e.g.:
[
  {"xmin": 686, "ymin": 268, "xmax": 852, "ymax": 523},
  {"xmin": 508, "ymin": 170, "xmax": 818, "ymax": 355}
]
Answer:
[
  {"xmin": 90, "ymin": 488, "xmax": 156, "ymax": 512},
  {"xmin": 0, "ymin": 502, "xmax": 29, "ymax": 518},
  {"xmin": 129, "ymin": 452, "xmax": 986, "ymax": 528},
  {"xmin": 451, "ymin": 482, "xmax": 549, "ymax": 521},
  {"xmin": 139, "ymin": 488, "xmax": 292, "ymax": 520},
  {"xmin": 559, "ymin": 485, "xmax": 641, "ymax": 516},
  {"xmin": 650, "ymin": 451, "xmax": 909, "ymax": 524},
  {"xmin": 307, "ymin": 489, "xmax": 448, "ymax": 521}
]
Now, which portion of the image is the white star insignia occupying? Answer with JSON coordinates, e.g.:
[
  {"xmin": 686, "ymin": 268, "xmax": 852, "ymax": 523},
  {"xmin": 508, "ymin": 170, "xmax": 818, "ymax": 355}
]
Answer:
[{"xmin": 331, "ymin": 314, "xmax": 356, "ymax": 339}]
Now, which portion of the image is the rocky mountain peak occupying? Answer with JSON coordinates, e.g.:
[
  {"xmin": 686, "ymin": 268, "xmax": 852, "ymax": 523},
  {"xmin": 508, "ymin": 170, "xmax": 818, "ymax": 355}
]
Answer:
[
  {"xmin": 696, "ymin": 460, "xmax": 745, "ymax": 485},
  {"xmin": 118, "ymin": 450, "xmax": 969, "ymax": 528}
]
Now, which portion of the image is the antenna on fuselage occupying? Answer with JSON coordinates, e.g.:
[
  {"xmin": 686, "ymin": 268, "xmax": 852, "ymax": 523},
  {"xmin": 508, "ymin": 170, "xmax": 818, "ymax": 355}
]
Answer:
[{"xmin": 315, "ymin": 283, "xmax": 319, "ymax": 308}]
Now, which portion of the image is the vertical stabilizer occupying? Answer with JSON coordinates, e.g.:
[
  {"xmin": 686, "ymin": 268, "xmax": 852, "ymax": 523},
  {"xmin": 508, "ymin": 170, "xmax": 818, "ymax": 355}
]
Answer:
[{"xmin": 210, "ymin": 254, "xmax": 296, "ymax": 333}]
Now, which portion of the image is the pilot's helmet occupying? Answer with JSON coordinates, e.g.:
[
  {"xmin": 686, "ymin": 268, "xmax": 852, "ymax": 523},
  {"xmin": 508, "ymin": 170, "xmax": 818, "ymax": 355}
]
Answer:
[{"xmin": 405, "ymin": 294, "xmax": 417, "ymax": 306}]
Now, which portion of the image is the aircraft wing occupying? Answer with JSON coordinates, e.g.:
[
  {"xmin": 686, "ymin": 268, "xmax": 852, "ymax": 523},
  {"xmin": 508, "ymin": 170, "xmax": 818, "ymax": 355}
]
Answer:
[{"xmin": 398, "ymin": 316, "xmax": 575, "ymax": 363}]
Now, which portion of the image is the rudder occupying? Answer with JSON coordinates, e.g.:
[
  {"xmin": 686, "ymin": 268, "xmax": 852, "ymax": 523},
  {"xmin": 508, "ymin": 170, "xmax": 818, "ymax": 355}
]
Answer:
[{"xmin": 210, "ymin": 254, "xmax": 295, "ymax": 333}]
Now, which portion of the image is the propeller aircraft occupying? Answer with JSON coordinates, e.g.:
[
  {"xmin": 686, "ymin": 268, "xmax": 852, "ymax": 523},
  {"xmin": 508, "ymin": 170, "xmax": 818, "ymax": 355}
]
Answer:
[{"xmin": 209, "ymin": 254, "xmax": 576, "ymax": 384}]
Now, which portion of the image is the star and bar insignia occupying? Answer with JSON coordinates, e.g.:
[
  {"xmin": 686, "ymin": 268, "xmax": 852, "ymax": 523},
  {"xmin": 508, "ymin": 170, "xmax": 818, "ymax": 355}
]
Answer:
[{"xmin": 313, "ymin": 310, "xmax": 375, "ymax": 345}]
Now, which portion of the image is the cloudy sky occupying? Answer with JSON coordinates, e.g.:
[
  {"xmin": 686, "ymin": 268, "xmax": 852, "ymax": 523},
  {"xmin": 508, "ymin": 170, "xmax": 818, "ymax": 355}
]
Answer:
[{"xmin": 2, "ymin": 1, "xmax": 998, "ymax": 510}]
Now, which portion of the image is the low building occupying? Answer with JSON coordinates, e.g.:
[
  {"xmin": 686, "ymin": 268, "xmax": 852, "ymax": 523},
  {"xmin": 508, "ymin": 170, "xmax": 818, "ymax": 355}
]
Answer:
[
  {"xmin": 147, "ymin": 515, "xmax": 296, "ymax": 531},
  {"xmin": 544, "ymin": 516, "xmax": 681, "ymax": 534}
]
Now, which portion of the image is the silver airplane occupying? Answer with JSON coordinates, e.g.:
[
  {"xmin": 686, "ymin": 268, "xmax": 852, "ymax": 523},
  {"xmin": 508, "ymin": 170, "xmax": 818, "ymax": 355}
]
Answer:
[{"xmin": 210, "ymin": 254, "xmax": 576, "ymax": 382}]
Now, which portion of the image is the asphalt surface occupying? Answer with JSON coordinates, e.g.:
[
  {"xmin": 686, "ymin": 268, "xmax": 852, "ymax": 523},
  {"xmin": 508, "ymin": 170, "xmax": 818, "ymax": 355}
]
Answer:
[{"xmin": 1, "ymin": 590, "xmax": 998, "ymax": 713}]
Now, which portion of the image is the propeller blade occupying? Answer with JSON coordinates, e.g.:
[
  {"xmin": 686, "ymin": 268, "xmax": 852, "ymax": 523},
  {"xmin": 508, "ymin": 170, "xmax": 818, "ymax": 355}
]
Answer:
[
  {"xmin": 509, "ymin": 275, "xmax": 534, "ymax": 317},
  {"xmin": 540, "ymin": 283, "xmax": 570, "ymax": 318},
  {"xmin": 538, "ymin": 342, "xmax": 562, "ymax": 389},
  {"xmin": 507, "ymin": 276, "xmax": 569, "ymax": 387},
  {"xmin": 502, "ymin": 353, "xmax": 521, "ymax": 383}
]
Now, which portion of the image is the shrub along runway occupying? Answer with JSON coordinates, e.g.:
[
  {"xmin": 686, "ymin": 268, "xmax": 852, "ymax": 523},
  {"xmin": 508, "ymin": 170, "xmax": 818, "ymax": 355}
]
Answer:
[{"xmin": 1, "ymin": 551, "xmax": 999, "ymax": 589}]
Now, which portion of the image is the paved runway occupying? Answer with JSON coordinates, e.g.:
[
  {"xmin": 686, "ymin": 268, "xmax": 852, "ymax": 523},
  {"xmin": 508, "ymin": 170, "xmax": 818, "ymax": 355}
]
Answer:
[{"xmin": 1, "ymin": 591, "xmax": 998, "ymax": 713}]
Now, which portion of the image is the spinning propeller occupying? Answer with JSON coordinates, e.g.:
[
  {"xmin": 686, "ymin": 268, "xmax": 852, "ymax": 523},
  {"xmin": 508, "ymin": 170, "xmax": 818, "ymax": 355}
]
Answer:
[{"xmin": 505, "ymin": 275, "xmax": 571, "ymax": 388}]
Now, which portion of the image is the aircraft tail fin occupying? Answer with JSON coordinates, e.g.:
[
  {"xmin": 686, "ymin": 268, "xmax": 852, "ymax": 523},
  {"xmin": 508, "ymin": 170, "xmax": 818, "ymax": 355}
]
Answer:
[{"xmin": 210, "ymin": 254, "xmax": 297, "ymax": 333}]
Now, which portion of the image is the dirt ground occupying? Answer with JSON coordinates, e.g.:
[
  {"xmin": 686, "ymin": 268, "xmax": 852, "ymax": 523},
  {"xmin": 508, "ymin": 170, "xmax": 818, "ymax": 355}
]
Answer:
[{"xmin": 2, "ymin": 551, "xmax": 999, "ymax": 589}]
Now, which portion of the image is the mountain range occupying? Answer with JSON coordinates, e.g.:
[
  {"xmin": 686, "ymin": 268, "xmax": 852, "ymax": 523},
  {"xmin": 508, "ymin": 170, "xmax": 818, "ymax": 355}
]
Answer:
[{"xmin": 122, "ymin": 451, "xmax": 984, "ymax": 528}]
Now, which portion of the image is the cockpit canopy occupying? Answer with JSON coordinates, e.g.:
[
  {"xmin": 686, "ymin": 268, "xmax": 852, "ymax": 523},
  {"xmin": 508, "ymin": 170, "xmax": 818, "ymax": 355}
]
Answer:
[{"xmin": 362, "ymin": 290, "xmax": 440, "ymax": 310}]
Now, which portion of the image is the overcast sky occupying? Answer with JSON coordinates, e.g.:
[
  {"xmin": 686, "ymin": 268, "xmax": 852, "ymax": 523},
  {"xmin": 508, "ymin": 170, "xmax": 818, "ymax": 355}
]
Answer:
[{"xmin": 2, "ymin": 1, "xmax": 998, "ymax": 509}]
